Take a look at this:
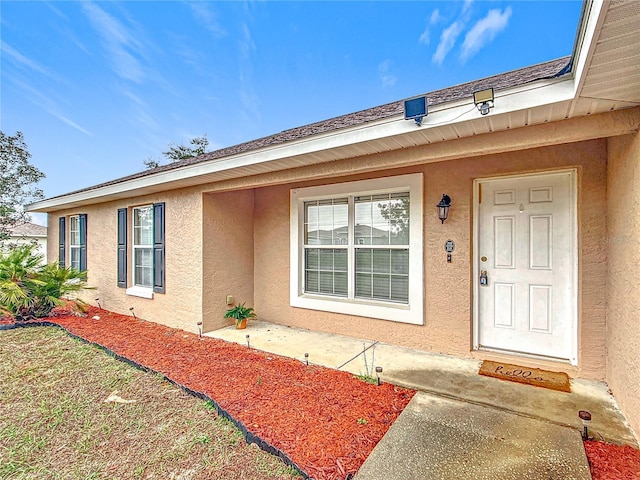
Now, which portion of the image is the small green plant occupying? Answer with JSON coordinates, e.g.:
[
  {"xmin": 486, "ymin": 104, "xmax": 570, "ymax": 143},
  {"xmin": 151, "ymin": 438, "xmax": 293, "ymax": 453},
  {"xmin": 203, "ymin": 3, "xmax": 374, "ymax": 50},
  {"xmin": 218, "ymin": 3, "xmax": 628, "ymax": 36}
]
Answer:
[
  {"xmin": 203, "ymin": 400, "xmax": 217, "ymax": 412},
  {"xmin": 192, "ymin": 433, "xmax": 211, "ymax": 445},
  {"xmin": 223, "ymin": 302, "xmax": 257, "ymax": 327},
  {"xmin": 355, "ymin": 374, "xmax": 377, "ymax": 385},
  {"xmin": 256, "ymin": 376, "xmax": 262, "ymax": 385},
  {"xmin": 357, "ymin": 418, "xmax": 368, "ymax": 425}
]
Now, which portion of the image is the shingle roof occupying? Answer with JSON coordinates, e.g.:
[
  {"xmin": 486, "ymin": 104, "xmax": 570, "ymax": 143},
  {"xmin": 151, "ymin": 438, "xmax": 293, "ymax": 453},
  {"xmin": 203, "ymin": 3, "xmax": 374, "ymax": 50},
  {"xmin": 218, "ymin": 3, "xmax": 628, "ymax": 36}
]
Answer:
[
  {"xmin": 10, "ymin": 222, "xmax": 48, "ymax": 237},
  {"xmin": 53, "ymin": 57, "xmax": 570, "ymax": 199}
]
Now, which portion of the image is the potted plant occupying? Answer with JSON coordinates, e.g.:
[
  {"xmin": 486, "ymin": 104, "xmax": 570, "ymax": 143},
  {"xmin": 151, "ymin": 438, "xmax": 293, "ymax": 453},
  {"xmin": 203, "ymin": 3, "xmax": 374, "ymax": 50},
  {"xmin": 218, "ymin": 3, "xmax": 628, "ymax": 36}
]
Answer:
[{"xmin": 224, "ymin": 302, "xmax": 256, "ymax": 330}]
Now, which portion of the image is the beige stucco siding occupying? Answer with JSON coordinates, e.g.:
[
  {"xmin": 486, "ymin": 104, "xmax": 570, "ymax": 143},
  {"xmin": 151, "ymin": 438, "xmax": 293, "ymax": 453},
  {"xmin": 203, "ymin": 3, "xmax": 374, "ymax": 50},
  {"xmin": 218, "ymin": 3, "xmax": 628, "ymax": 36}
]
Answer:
[
  {"xmin": 606, "ymin": 132, "xmax": 640, "ymax": 440},
  {"xmin": 254, "ymin": 140, "xmax": 608, "ymax": 379},
  {"xmin": 44, "ymin": 135, "xmax": 611, "ymax": 381},
  {"xmin": 202, "ymin": 190, "xmax": 255, "ymax": 331},
  {"xmin": 47, "ymin": 187, "xmax": 204, "ymax": 332}
]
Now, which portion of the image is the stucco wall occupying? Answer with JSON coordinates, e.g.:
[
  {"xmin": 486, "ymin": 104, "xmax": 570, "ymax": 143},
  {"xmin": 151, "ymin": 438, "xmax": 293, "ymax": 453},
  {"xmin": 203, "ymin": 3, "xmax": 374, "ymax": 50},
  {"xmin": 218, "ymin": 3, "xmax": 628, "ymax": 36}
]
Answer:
[
  {"xmin": 47, "ymin": 186, "xmax": 204, "ymax": 332},
  {"xmin": 202, "ymin": 189, "xmax": 255, "ymax": 331},
  {"xmin": 253, "ymin": 139, "xmax": 608, "ymax": 379},
  {"xmin": 606, "ymin": 132, "xmax": 640, "ymax": 440}
]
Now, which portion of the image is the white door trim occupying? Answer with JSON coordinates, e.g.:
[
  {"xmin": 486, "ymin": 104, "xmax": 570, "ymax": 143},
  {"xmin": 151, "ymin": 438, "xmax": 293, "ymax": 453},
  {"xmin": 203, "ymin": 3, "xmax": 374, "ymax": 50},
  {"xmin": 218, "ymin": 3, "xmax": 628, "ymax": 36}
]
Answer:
[{"xmin": 472, "ymin": 169, "xmax": 578, "ymax": 365}]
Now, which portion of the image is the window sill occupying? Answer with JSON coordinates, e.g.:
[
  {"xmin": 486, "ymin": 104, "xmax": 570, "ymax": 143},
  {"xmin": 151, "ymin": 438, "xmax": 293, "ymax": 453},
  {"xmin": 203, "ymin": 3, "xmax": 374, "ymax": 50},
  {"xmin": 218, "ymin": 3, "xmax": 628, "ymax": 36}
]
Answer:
[
  {"xmin": 290, "ymin": 293, "xmax": 422, "ymax": 325},
  {"xmin": 126, "ymin": 286, "xmax": 154, "ymax": 299}
]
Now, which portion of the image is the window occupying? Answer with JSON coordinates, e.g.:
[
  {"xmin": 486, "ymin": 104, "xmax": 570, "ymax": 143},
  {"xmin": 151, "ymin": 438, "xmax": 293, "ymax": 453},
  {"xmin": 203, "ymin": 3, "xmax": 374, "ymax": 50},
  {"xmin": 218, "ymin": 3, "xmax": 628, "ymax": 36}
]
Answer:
[
  {"xmin": 119, "ymin": 203, "xmax": 165, "ymax": 296},
  {"xmin": 133, "ymin": 206, "xmax": 153, "ymax": 288},
  {"xmin": 69, "ymin": 215, "xmax": 81, "ymax": 270},
  {"xmin": 59, "ymin": 214, "xmax": 87, "ymax": 271},
  {"xmin": 291, "ymin": 174, "xmax": 423, "ymax": 325}
]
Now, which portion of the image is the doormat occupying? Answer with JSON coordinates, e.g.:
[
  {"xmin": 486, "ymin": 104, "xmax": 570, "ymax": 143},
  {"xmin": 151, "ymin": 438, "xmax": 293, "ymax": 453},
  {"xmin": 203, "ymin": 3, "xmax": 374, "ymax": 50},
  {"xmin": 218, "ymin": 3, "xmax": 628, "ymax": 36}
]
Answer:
[{"xmin": 479, "ymin": 360, "xmax": 571, "ymax": 393}]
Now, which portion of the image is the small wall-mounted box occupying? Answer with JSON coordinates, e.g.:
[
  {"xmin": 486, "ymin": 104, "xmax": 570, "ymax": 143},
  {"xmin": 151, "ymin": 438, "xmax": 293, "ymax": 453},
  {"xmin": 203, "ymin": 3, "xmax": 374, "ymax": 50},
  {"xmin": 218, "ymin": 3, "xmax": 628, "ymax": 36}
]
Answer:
[{"xmin": 226, "ymin": 295, "xmax": 234, "ymax": 305}]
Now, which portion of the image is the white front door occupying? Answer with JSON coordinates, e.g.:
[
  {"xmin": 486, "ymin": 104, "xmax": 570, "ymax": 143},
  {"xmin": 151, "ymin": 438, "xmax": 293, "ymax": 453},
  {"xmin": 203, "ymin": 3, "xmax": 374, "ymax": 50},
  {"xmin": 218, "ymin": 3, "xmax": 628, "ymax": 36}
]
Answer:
[{"xmin": 474, "ymin": 170, "xmax": 577, "ymax": 364}]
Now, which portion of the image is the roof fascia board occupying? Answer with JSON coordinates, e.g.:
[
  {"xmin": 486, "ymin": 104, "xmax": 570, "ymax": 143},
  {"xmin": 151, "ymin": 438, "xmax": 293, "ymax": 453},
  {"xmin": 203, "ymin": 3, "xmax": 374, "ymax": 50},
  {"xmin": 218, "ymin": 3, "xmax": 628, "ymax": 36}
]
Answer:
[
  {"xmin": 572, "ymin": 0, "xmax": 608, "ymax": 97},
  {"xmin": 27, "ymin": 78, "xmax": 576, "ymax": 213}
]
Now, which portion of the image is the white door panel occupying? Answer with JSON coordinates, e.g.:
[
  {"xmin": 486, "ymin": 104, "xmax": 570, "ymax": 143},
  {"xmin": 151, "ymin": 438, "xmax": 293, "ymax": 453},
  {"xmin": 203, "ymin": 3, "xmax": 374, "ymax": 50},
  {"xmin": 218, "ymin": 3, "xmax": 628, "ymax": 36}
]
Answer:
[{"xmin": 476, "ymin": 171, "xmax": 576, "ymax": 363}]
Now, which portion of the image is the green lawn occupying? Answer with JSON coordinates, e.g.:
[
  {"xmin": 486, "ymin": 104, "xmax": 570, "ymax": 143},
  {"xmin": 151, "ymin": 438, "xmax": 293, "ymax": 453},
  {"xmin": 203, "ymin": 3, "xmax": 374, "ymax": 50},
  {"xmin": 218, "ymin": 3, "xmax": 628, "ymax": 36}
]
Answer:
[{"xmin": 0, "ymin": 327, "xmax": 300, "ymax": 480}]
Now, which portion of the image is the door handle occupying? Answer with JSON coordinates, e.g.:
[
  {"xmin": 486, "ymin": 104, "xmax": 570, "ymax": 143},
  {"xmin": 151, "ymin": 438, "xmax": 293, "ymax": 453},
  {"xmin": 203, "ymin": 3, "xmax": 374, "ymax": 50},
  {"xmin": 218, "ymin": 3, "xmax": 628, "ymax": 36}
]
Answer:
[{"xmin": 480, "ymin": 270, "xmax": 488, "ymax": 286}]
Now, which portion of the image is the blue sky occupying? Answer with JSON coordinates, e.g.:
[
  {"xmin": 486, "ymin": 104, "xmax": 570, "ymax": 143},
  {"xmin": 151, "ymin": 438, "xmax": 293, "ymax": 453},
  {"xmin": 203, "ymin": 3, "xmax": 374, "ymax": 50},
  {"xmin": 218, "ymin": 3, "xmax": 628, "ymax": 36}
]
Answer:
[{"xmin": 1, "ymin": 0, "xmax": 582, "ymax": 221}]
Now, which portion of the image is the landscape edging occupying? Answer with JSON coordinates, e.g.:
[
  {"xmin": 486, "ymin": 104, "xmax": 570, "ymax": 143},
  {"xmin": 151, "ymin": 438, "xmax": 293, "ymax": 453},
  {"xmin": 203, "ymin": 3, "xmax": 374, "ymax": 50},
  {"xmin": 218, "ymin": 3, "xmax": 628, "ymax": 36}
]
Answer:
[{"xmin": 3, "ymin": 321, "xmax": 311, "ymax": 480}]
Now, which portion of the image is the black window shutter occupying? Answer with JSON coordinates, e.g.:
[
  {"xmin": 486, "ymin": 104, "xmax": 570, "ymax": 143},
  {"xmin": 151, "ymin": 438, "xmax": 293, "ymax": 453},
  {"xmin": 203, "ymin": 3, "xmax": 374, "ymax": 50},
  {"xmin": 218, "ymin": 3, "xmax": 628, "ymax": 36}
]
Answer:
[
  {"xmin": 79, "ymin": 214, "xmax": 87, "ymax": 272},
  {"xmin": 58, "ymin": 217, "xmax": 66, "ymax": 267},
  {"xmin": 153, "ymin": 202, "xmax": 165, "ymax": 294},
  {"xmin": 117, "ymin": 208, "xmax": 127, "ymax": 288}
]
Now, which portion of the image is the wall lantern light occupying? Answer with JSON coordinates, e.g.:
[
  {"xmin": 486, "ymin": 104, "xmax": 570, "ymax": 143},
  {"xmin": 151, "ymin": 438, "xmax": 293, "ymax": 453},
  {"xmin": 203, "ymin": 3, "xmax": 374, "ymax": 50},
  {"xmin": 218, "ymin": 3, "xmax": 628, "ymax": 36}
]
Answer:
[
  {"xmin": 436, "ymin": 194, "xmax": 452, "ymax": 224},
  {"xmin": 473, "ymin": 88, "xmax": 494, "ymax": 115}
]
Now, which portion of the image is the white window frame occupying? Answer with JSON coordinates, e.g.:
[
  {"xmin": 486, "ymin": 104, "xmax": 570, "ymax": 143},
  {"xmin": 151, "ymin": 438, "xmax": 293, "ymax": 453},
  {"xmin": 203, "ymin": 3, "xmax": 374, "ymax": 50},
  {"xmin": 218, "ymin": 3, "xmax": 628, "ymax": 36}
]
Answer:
[
  {"xmin": 131, "ymin": 205, "xmax": 153, "ymax": 290},
  {"xmin": 69, "ymin": 215, "xmax": 80, "ymax": 270},
  {"xmin": 290, "ymin": 173, "xmax": 424, "ymax": 325}
]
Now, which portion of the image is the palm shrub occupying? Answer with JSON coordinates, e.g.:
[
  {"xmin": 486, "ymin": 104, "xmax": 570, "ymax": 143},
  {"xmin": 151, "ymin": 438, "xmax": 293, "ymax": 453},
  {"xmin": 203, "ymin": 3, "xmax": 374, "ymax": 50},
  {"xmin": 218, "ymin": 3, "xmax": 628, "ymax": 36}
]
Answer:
[{"xmin": 0, "ymin": 244, "xmax": 90, "ymax": 321}]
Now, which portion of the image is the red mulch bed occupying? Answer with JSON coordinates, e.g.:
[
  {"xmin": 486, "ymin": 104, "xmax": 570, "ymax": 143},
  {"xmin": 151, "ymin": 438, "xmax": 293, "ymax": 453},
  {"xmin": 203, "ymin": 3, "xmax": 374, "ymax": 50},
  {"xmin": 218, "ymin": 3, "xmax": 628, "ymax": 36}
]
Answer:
[
  {"xmin": 585, "ymin": 440, "xmax": 640, "ymax": 480},
  {"xmin": 6, "ymin": 307, "xmax": 414, "ymax": 480}
]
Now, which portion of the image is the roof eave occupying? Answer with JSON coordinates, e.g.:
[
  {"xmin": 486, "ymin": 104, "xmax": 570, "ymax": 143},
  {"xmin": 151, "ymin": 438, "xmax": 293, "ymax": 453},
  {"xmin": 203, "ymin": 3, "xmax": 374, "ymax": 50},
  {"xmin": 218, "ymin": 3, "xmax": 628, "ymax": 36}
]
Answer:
[{"xmin": 27, "ymin": 76, "xmax": 577, "ymax": 213}]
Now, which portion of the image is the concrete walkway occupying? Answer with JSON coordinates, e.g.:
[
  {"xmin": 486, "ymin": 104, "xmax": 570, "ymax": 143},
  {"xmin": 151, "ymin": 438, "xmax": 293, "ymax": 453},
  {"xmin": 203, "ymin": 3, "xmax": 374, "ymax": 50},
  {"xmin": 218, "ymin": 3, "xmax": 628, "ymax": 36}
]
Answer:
[{"xmin": 207, "ymin": 321, "xmax": 637, "ymax": 479}]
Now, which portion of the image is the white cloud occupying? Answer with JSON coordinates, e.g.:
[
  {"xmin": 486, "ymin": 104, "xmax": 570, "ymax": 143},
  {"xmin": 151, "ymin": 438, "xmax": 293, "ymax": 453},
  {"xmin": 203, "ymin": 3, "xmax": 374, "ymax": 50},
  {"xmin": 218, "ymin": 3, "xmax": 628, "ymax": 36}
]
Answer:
[
  {"xmin": 45, "ymin": 2, "xmax": 68, "ymax": 20},
  {"xmin": 8, "ymin": 77, "xmax": 93, "ymax": 136},
  {"xmin": 462, "ymin": 0, "xmax": 474, "ymax": 15},
  {"xmin": 1, "ymin": 42, "xmax": 60, "ymax": 80},
  {"xmin": 121, "ymin": 89, "xmax": 146, "ymax": 106},
  {"xmin": 188, "ymin": 2, "xmax": 226, "ymax": 37},
  {"xmin": 51, "ymin": 112, "xmax": 94, "ymax": 137},
  {"xmin": 378, "ymin": 59, "xmax": 397, "ymax": 88},
  {"xmin": 419, "ymin": 8, "xmax": 444, "ymax": 46},
  {"xmin": 419, "ymin": 29, "xmax": 430, "ymax": 46},
  {"xmin": 238, "ymin": 88, "xmax": 261, "ymax": 125},
  {"xmin": 58, "ymin": 24, "xmax": 92, "ymax": 56},
  {"xmin": 460, "ymin": 7, "xmax": 512, "ymax": 62},
  {"xmin": 82, "ymin": 3, "xmax": 146, "ymax": 83},
  {"xmin": 239, "ymin": 22, "xmax": 256, "ymax": 60},
  {"xmin": 432, "ymin": 21, "xmax": 464, "ymax": 65},
  {"xmin": 236, "ymin": 17, "xmax": 260, "ymax": 130},
  {"xmin": 430, "ymin": 8, "xmax": 443, "ymax": 24}
]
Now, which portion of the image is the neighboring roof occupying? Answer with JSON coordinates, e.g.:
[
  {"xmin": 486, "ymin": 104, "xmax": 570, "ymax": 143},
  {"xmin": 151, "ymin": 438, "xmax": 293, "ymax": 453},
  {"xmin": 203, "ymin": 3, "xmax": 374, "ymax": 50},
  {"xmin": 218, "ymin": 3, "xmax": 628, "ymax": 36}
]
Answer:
[
  {"xmin": 9, "ymin": 222, "xmax": 47, "ymax": 237},
  {"xmin": 49, "ymin": 57, "xmax": 569, "ymax": 201}
]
